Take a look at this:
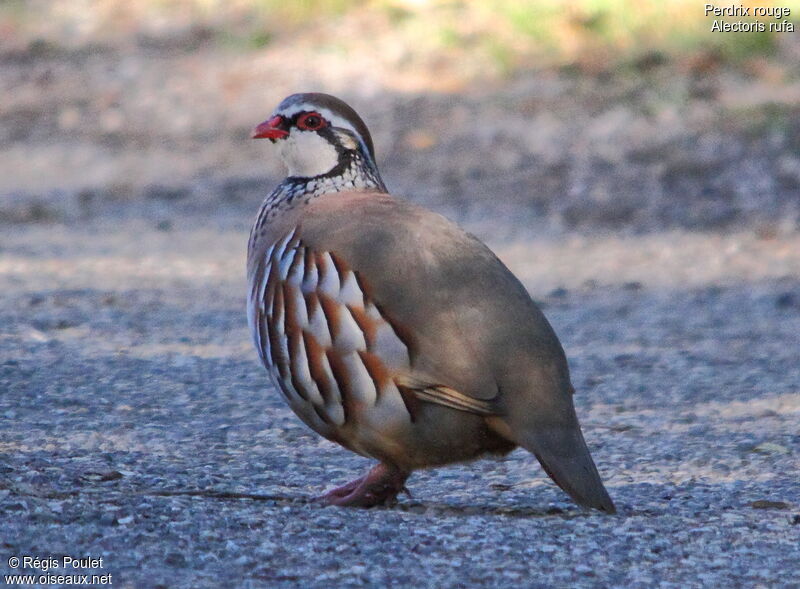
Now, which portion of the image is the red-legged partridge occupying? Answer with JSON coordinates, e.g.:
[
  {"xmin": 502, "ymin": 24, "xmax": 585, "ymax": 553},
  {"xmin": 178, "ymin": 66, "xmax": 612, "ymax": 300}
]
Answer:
[{"xmin": 247, "ymin": 93, "xmax": 615, "ymax": 513}]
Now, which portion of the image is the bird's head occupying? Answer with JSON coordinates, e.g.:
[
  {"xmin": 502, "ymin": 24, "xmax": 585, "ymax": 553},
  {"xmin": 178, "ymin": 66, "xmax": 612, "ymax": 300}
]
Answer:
[{"xmin": 252, "ymin": 93, "xmax": 382, "ymax": 183}]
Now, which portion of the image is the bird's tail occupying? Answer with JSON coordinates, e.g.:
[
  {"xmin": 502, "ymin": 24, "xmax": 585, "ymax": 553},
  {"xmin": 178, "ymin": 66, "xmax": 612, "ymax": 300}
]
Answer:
[{"xmin": 511, "ymin": 418, "xmax": 616, "ymax": 514}]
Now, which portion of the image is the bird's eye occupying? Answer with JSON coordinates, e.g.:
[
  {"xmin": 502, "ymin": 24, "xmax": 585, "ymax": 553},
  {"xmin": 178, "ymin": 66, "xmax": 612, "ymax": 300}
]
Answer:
[{"xmin": 297, "ymin": 112, "xmax": 326, "ymax": 131}]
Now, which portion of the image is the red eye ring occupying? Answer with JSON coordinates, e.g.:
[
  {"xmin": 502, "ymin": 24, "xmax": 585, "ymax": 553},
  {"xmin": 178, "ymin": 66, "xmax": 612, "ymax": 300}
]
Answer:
[{"xmin": 296, "ymin": 112, "xmax": 326, "ymax": 131}]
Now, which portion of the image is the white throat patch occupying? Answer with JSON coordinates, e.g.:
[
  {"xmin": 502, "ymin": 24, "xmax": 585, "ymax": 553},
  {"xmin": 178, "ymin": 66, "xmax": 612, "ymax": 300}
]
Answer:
[{"xmin": 277, "ymin": 130, "xmax": 339, "ymax": 178}]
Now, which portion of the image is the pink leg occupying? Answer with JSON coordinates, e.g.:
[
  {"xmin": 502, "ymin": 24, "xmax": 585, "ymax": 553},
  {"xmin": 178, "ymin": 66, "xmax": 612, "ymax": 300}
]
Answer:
[{"xmin": 318, "ymin": 463, "xmax": 409, "ymax": 507}]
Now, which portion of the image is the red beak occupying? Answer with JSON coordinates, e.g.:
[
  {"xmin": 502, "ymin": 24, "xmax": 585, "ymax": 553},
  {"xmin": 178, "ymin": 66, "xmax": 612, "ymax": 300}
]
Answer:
[{"xmin": 252, "ymin": 115, "xmax": 289, "ymax": 140}]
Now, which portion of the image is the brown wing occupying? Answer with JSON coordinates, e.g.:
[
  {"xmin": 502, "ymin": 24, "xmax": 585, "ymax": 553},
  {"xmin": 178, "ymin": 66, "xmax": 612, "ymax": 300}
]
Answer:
[{"xmin": 295, "ymin": 192, "xmax": 574, "ymax": 404}]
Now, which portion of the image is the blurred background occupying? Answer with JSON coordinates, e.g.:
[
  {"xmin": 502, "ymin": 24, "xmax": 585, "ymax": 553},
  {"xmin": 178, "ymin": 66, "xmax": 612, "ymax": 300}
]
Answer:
[{"xmin": 1, "ymin": 0, "xmax": 799, "ymax": 233}]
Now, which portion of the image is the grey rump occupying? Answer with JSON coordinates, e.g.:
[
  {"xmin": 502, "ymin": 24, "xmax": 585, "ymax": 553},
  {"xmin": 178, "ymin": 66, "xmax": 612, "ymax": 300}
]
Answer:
[{"xmin": 247, "ymin": 92, "xmax": 615, "ymax": 513}]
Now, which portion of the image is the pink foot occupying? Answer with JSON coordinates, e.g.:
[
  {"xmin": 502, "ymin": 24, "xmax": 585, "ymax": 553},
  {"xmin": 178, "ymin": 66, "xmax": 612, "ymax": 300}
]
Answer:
[
  {"xmin": 318, "ymin": 463, "xmax": 409, "ymax": 507},
  {"xmin": 319, "ymin": 475, "xmax": 367, "ymax": 500}
]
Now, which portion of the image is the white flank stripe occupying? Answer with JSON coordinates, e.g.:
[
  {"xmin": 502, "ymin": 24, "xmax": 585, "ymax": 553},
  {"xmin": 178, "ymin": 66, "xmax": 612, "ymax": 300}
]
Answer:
[
  {"xmin": 271, "ymin": 229, "xmax": 296, "ymax": 265},
  {"xmin": 289, "ymin": 334, "xmax": 324, "ymax": 406},
  {"xmin": 318, "ymin": 354, "xmax": 345, "ymax": 424},
  {"xmin": 277, "ymin": 247, "xmax": 297, "ymax": 281},
  {"xmin": 247, "ymin": 304, "xmax": 260, "ymax": 356},
  {"xmin": 260, "ymin": 321, "xmax": 271, "ymax": 365},
  {"xmin": 326, "ymin": 402, "xmax": 345, "ymax": 426},
  {"xmin": 317, "ymin": 252, "xmax": 341, "ymax": 297},
  {"xmin": 262, "ymin": 243, "xmax": 276, "ymax": 268},
  {"xmin": 338, "ymin": 271, "xmax": 363, "ymax": 306},
  {"xmin": 273, "ymin": 366, "xmax": 302, "ymax": 406},
  {"xmin": 342, "ymin": 352, "xmax": 377, "ymax": 406},
  {"xmin": 335, "ymin": 306, "xmax": 367, "ymax": 353},
  {"xmin": 285, "ymin": 248, "xmax": 305, "ymax": 286},
  {"xmin": 258, "ymin": 261, "xmax": 272, "ymax": 308},
  {"xmin": 301, "ymin": 253, "xmax": 319, "ymax": 294},
  {"xmin": 306, "ymin": 297, "xmax": 332, "ymax": 348},
  {"xmin": 289, "ymin": 287, "xmax": 309, "ymax": 328},
  {"xmin": 364, "ymin": 302, "xmax": 383, "ymax": 322},
  {"xmin": 271, "ymin": 293, "xmax": 285, "ymax": 338}
]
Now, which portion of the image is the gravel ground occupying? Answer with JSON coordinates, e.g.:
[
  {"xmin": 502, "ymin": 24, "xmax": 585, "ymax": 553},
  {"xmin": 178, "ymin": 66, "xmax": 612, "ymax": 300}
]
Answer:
[{"xmin": 1, "ymin": 214, "xmax": 799, "ymax": 588}]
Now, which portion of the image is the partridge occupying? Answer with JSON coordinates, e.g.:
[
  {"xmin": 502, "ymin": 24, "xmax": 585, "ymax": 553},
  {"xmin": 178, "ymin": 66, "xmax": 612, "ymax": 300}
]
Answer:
[{"xmin": 247, "ymin": 93, "xmax": 615, "ymax": 513}]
